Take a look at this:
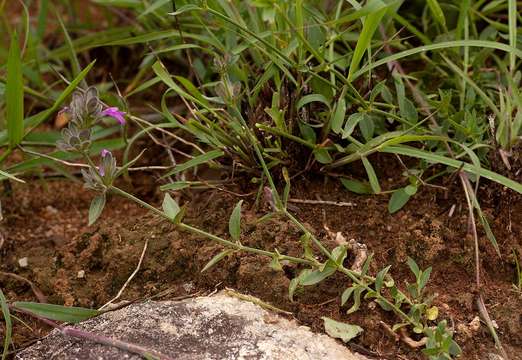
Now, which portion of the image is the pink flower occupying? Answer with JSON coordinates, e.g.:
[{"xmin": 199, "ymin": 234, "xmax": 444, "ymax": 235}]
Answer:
[
  {"xmin": 101, "ymin": 107, "xmax": 126, "ymax": 125},
  {"xmin": 101, "ymin": 149, "xmax": 110, "ymax": 157}
]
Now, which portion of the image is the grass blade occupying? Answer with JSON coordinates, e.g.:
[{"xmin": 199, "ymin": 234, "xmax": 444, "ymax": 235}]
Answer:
[
  {"xmin": 6, "ymin": 32, "xmax": 24, "ymax": 149},
  {"xmin": 13, "ymin": 302, "xmax": 99, "ymax": 323},
  {"xmin": 161, "ymin": 150, "xmax": 224, "ymax": 178},
  {"xmin": 352, "ymin": 40, "xmax": 522, "ymax": 81},
  {"xmin": 382, "ymin": 145, "xmax": 522, "ymax": 194},
  {"xmin": 348, "ymin": 0, "xmax": 388, "ymax": 80},
  {"xmin": 0, "ymin": 289, "xmax": 12, "ymax": 360}
]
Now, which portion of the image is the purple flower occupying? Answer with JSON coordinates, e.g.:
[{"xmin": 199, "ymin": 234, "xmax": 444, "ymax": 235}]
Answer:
[
  {"xmin": 101, "ymin": 107, "xmax": 126, "ymax": 125},
  {"xmin": 97, "ymin": 166, "xmax": 105, "ymax": 177},
  {"xmin": 101, "ymin": 149, "xmax": 110, "ymax": 158}
]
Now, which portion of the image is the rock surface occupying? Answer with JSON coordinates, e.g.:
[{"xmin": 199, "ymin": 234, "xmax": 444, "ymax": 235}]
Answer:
[{"xmin": 16, "ymin": 292, "xmax": 369, "ymax": 360}]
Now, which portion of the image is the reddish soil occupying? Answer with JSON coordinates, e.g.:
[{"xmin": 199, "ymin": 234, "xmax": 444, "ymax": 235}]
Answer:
[{"xmin": 1, "ymin": 157, "xmax": 521, "ymax": 359}]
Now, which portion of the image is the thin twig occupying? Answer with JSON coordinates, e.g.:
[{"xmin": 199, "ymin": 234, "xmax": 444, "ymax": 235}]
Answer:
[
  {"xmin": 99, "ymin": 239, "xmax": 149, "ymax": 311},
  {"xmin": 288, "ymin": 198, "xmax": 356, "ymax": 207},
  {"xmin": 0, "ymin": 271, "xmax": 47, "ymax": 303},
  {"xmin": 21, "ymin": 148, "xmax": 173, "ymax": 172}
]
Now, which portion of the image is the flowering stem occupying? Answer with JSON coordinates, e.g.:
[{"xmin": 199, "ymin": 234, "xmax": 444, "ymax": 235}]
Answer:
[{"xmin": 109, "ymin": 186, "xmax": 311, "ymax": 265}]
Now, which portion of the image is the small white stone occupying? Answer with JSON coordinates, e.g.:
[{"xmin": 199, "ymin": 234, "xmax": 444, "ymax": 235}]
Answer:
[
  {"xmin": 18, "ymin": 257, "xmax": 28, "ymax": 268},
  {"xmin": 77, "ymin": 270, "xmax": 85, "ymax": 279}
]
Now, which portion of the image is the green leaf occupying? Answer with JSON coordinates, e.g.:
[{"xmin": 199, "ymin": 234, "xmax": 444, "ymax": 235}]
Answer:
[
  {"xmin": 296, "ymin": 94, "xmax": 330, "ymax": 110},
  {"xmin": 159, "ymin": 181, "xmax": 191, "ymax": 191},
  {"xmin": 388, "ymin": 188, "xmax": 411, "ymax": 214},
  {"xmin": 201, "ymin": 250, "xmax": 234, "ymax": 272},
  {"xmin": 381, "ymin": 145, "xmax": 522, "ymax": 195},
  {"xmin": 399, "ymin": 97, "xmax": 418, "ymax": 123},
  {"xmin": 162, "ymin": 193, "xmax": 180, "ymax": 220},
  {"xmin": 13, "ymin": 302, "xmax": 99, "ymax": 323},
  {"xmin": 229, "ymin": 200, "xmax": 243, "ymax": 242},
  {"xmin": 351, "ymin": 40, "xmax": 522, "ymax": 81},
  {"xmin": 288, "ymin": 277, "xmax": 300, "ymax": 302},
  {"xmin": 375, "ymin": 265, "xmax": 391, "ymax": 293},
  {"xmin": 359, "ymin": 114, "xmax": 375, "ymax": 141},
  {"xmin": 322, "ymin": 317, "xmax": 363, "ymax": 343},
  {"xmin": 6, "ymin": 32, "xmax": 24, "ymax": 149},
  {"xmin": 88, "ymin": 194, "xmax": 106, "ymax": 226},
  {"xmin": 331, "ymin": 97, "xmax": 347, "ymax": 134},
  {"xmin": 348, "ymin": 0, "xmax": 389, "ymax": 80},
  {"xmin": 300, "ymin": 264, "xmax": 337, "ymax": 286},
  {"xmin": 362, "ymin": 157, "xmax": 381, "ymax": 193},
  {"xmin": 342, "ymin": 113, "xmax": 365, "ymax": 138},
  {"xmin": 161, "ymin": 150, "xmax": 224, "ymax": 178},
  {"xmin": 407, "ymin": 257, "xmax": 420, "ymax": 278},
  {"xmin": 340, "ymin": 178, "xmax": 372, "ymax": 194},
  {"xmin": 341, "ymin": 287, "xmax": 355, "ymax": 306},
  {"xmin": 419, "ymin": 266, "xmax": 432, "ymax": 292},
  {"xmin": 313, "ymin": 147, "xmax": 332, "ymax": 164},
  {"xmin": 347, "ymin": 287, "xmax": 363, "ymax": 314},
  {"xmin": 427, "ymin": 0, "xmax": 446, "ymax": 28},
  {"xmin": 0, "ymin": 289, "xmax": 12, "ymax": 360}
]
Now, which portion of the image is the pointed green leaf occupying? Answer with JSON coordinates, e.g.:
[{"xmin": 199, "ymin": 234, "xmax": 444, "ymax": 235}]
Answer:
[
  {"xmin": 388, "ymin": 188, "xmax": 411, "ymax": 214},
  {"xmin": 348, "ymin": 0, "xmax": 389, "ymax": 80},
  {"xmin": 361, "ymin": 157, "xmax": 381, "ymax": 193},
  {"xmin": 340, "ymin": 178, "xmax": 372, "ymax": 194},
  {"xmin": 229, "ymin": 200, "xmax": 243, "ymax": 241},
  {"xmin": 331, "ymin": 97, "xmax": 347, "ymax": 134},
  {"xmin": 88, "ymin": 194, "xmax": 106, "ymax": 225},
  {"xmin": 13, "ymin": 302, "xmax": 99, "ymax": 323},
  {"xmin": 201, "ymin": 250, "xmax": 234, "ymax": 272},
  {"xmin": 427, "ymin": 0, "xmax": 446, "ymax": 28},
  {"xmin": 406, "ymin": 257, "xmax": 420, "ymax": 278},
  {"xmin": 313, "ymin": 147, "xmax": 332, "ymax": 164}
]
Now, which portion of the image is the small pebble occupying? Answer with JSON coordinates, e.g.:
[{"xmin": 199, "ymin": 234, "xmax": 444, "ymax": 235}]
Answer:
[
  {"xmin": 77, "ymin": 270, "xmax": 85, "ymax": 279},
  {"xmin": 18, "ymin": 257, "xmax": 28, "ymax": 268}
]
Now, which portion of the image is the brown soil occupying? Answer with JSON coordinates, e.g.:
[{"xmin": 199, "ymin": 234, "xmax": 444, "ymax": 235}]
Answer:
[{"xmin": 1, "ymin": 162, "xmax": 521, "ymax": 359}]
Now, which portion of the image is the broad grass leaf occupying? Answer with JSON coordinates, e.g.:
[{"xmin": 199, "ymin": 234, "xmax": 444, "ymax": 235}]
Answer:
[
  {"xmin": 348, "ymin": 0, "xmax": 388, "ymax": 80},
  {"xmin": 322, "ymin": 317, "xmax": 363, "ymax": 343},
  {"xmin": 13, "ymin": 302, "xmax": 99, "ymax": 323}
]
